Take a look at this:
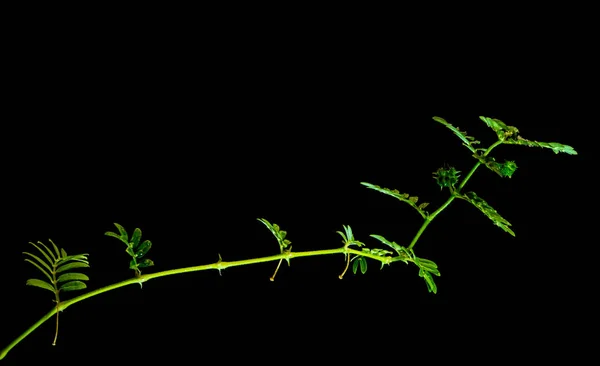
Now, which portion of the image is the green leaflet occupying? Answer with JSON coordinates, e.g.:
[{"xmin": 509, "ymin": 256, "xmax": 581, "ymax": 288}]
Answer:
[
  {"xmin": 25, "ymin": 279, "xmax": 55, "ymax": 293},
  {"xmin": 352, "ymin": 256, "xmax": 368, "ymax": 275},
  {"xmin": 59, "ymin": 281, "xmax": 87, "ymax": 292}
]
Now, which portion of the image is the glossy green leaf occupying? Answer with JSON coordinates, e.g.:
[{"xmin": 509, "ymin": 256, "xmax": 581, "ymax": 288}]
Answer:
[
  {"xmin": 60, "ymin": 248, "xmax": 67, "ymax": 258},
  {"xmin": 57, "ymin": 272, "xmax": 89, "ymax": 283},
  {"xmin": 131, "ymin": 228, "xmax": 142, "ymax": 249},
  {"xmin": 135, "ymin": 240, "xmax": 152, "ymax": 258},
  {"xmin": 59, "ymin": 281, "xmax": 87, "ymax": 292},
  {"xmin": 359, "ymin": 257, "xmax": 367, "ymax": 274},
  {"xmin": 56, "ymin": 261, "xmax": 89, "ymax": 273},
  {"xmin": 137, "ymin": 258, "xmax": 154, "ymax": 268},
  {"xmin": 352, "ymin": 258, "xmax": 359, "ymax": 274},
  {"xmin": 26, "ymin": 279, "xmax": 56, "ymax": 293}
]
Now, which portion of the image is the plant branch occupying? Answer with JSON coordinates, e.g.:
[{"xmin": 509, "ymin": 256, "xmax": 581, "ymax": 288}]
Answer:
[
  {"xmin": 0, "ymin": 246, "xmax": 391, "ymax": 360},
  {"xmin": 407, "ymin": 140, "xmax": 503, "ymax": 250}
]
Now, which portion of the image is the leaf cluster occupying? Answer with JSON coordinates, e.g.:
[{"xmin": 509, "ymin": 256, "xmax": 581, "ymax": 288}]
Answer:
[
  {"xmin": 369, "ymin": 234, "xmax": 440, "ymax": 293},
  {"xmin": 105, "ymin": 223, "xmax": 153, "ymax": 277},
  {"xmin": 23, "ymin": 240, "xmax": 90, "ymax": 296},
  {"xmin": 257, "ymin": 218, "xmax": 291, "ymax": 253}
]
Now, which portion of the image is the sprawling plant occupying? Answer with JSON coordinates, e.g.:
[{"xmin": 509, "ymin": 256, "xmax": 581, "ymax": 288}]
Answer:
[{"xmin": 0, "ymin": 116, "xmax": 577, "ymax": 360}]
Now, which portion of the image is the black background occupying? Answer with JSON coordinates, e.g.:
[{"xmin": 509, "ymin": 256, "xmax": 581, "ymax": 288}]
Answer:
[{"xmin": 1, "ymin": 5, "xmax": 594, "ymax": 365}]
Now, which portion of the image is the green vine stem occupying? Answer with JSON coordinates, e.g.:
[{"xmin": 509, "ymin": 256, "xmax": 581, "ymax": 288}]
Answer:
[
  {"xmin": 1, "ymin": 116, "xmax": 577, "ymax": 361},
  {"xmin": 0, "ymin": 246, "xmax": 384, "ymax": 360}
]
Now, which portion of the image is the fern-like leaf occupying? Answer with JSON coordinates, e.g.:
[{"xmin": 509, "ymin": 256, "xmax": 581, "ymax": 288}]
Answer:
[
  {"xmin": 479, "ymin": 116, "xmax": 520, "ymax": 140},
  {"xmin": 479, "ymin": 116, "xmax": 577, "ymax": 155},
  {"xmin": 23, "ymin": 240, "xmax": 90, "ymax": 345},
  {"xmin": 361, "ymin": 182, "xmax": 429, "ymax": 219},
  {"xmin": 433, "ymin": 116, "xmax": 481, "ymax": 153},
  {"xmin": 504, "ymin": 136, "xmax": 577, "ymax": 155},
  {"xmin": 458, "ymin": 191, "xmax": 515, "ymax": 236}
]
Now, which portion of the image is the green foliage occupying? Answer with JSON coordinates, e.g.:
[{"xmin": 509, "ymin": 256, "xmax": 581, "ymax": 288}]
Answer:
[
  {"xmin": 432, "ymin": 116, "xmax": 482, "ymax": 153},
  {"xmin": 257, "ymin": 218, "xmax": 292, "ymax": 252},
  {"xmin": 457, "ymin": 191, "xmax": 515, "ymax": 236},
  {"xmin": 479, "ymin": 116, "xmax": 577, "ymax": 154},
  {"xmin": 479, "ymin": 116, "xmax": 520, "ymax": 140},
  {"xmin": 352, "ymin": 256, "xmax": 368, "ymax": 274},
  {"xmin": 360, "ymin": 182, "xmax": 430, "ymax": 219},
  {"xmin": 105, "ymin": 223, "xmax": 154, "ymax": 277},
  {"xmin": 1, "ymin": 115, "xmax": 578, "ymax": 361},
  {"xmin": 474, "ymin": 155, "xmax": 518, "ymax": 178},
  {"xmin": 23, "ymin": 240, "xmax": 90, "ymax": 295},
  {"xmin": 369, "ymin": 234, "xmax": 440, "ymax": 293},
  {"xmin": 23, "ymin": 240, "xmax": 90, "ymax": 346},
  {"xmin": 337, "ymin": 225, "xmax": 365, "ymax": 249}
]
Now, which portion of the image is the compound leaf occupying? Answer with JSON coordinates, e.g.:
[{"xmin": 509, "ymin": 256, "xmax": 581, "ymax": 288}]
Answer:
[
  {"xmin": 504, "ymin": 136, "xmax": 577, "ymax": 155},
  {"xmin": 361, "ymin": 182, "xmax": 429, "ymax": 219},
  {"xmin": 460, "ymin": 191, "xmax": 515, "ymax": 236},
  {"xmin": 433, "ymin": 116, "xmax": 480, "ymax": 153}
]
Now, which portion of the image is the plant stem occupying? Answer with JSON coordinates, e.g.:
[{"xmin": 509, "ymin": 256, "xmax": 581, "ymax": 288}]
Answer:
[
  {"xmin": 0, "ymin": 246, "xmax": 390, "ymax": 360},
  {"xmin": 407, "ymin": 140, "xmax": 503, "ymax": 250}
]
